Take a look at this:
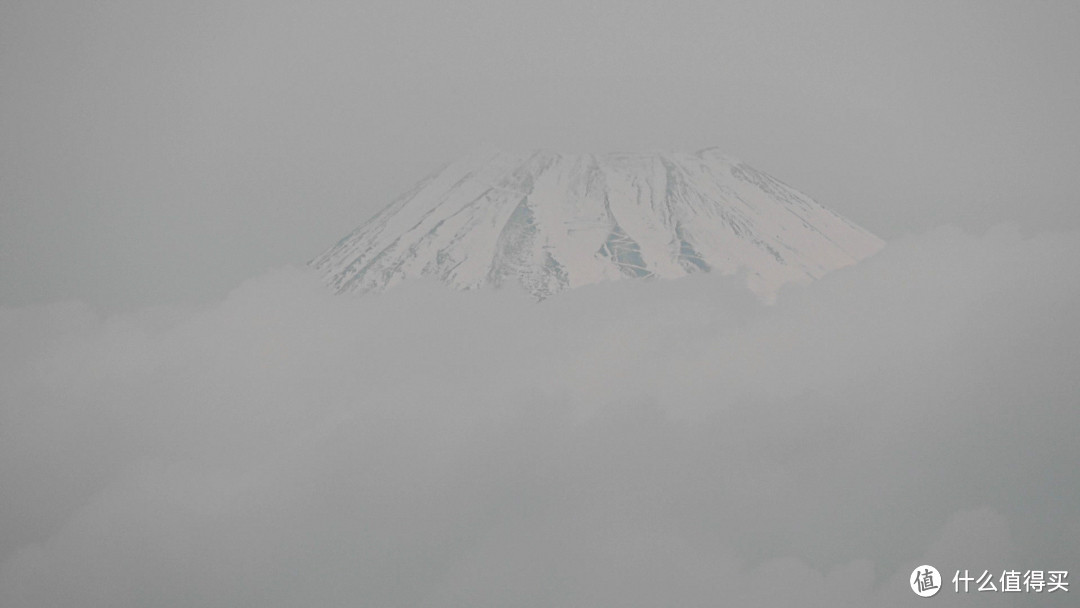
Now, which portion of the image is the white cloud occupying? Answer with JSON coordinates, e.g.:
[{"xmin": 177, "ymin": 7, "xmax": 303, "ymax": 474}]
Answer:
[{"xmin": 1, "ymin": 225, "xmax": 1078, "ymax": 606}]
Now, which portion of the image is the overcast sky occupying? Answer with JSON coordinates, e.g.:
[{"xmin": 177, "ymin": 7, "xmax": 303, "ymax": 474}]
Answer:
[{"xmin": 3, "ymin": 0, "xmax": 1080, "ymax": 310}]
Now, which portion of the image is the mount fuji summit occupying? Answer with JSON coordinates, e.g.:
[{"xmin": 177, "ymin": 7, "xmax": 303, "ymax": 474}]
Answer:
[{"xmin": 312, "ymin": 148, "xmax": 884, "ymax": 299}]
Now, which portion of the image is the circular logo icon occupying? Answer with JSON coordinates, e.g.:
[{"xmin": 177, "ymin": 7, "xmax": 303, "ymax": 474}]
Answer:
[{"xmin": 910, "ymin": 565, "xmax": 942, "ymax": 597}]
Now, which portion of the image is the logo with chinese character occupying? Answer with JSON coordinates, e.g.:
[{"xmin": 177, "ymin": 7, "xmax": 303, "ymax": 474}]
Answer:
[{"xmin": 911, "ymin": 565, "xmax": 942, "ymax": 597}]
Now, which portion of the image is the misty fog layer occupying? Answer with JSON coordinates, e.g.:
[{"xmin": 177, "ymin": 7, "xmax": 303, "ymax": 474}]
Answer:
[{"xmin": 1, "ymin": 225, "xmax": 1078, "ymax": 606}]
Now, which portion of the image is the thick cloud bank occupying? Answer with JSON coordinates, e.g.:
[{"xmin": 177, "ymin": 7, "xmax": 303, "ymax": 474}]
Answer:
[{"xmin": 2, "ymin": 225, "xmax": 1078, "ymax": 607}]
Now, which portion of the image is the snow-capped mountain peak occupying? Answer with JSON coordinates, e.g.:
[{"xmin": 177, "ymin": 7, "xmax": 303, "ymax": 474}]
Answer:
[{"xmin": 312, "ymin": 148, "xmax": 884, "ymax": 299}]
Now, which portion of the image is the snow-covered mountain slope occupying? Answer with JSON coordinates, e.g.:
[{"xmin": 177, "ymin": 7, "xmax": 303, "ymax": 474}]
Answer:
[{"xmin": 312, "ymin": 148, "xmax": 884, "ymax": 300}]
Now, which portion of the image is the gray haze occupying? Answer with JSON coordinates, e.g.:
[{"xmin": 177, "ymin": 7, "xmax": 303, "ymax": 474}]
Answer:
[
  {"xmin": 3, "ymin": 1, "xmax": 1080, "ymax": 310},
  {"xmin": 3, "ymin": 2, "xmax": 1080, "ymax": 606},
  {"xmin": 2, "ymin": 227, "xmax": 1078, "ymax": 606}
]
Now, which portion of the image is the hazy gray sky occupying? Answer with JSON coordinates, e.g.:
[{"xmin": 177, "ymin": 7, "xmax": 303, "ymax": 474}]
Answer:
[{"xmin": 3, "ymin": 0, "xmax": 1080, "ymax": 310}]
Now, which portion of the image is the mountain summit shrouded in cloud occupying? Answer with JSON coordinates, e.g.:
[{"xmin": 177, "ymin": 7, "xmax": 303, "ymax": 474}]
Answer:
[{"xmin": 312, "ymin": 148, "xmax": 884, "ymax": 299}]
